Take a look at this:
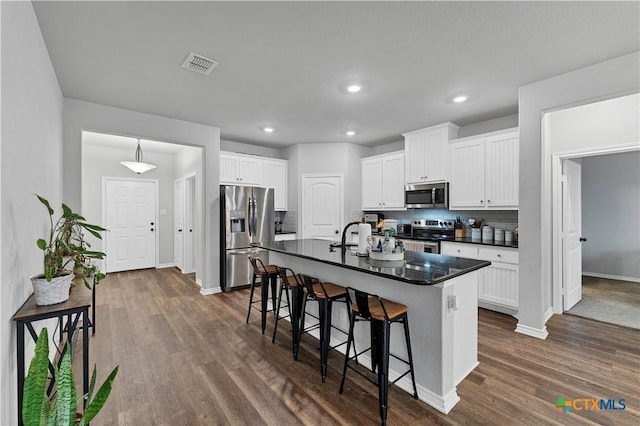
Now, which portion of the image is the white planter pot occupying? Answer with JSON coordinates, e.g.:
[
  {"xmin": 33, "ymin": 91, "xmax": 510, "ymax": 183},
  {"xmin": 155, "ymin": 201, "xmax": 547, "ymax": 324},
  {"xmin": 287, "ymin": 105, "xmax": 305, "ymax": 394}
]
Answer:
[{"xmin": 30, "ymin": 272, "xmax": 74, "ymax": 306}]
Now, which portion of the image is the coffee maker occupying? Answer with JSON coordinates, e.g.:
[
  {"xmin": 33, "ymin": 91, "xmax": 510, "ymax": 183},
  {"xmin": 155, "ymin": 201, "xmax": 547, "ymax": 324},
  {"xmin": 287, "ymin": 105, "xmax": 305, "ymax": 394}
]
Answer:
[{"xmin": 364, "ymin": 213, "xmax": 383, "ymax": 234}]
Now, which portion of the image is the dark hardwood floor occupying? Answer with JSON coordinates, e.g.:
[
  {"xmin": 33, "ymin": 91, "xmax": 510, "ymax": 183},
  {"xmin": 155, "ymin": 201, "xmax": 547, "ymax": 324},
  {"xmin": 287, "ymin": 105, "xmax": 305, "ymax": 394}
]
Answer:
[{"xmin": 75, "ymin": 268, "xmax": 640, "ymax": 425}]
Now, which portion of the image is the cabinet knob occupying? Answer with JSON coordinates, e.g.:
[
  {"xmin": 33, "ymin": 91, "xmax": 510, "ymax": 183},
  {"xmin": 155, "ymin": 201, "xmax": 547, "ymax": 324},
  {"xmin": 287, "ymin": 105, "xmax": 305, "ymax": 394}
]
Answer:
[
  {"xmin": 480, "ymin": 200, "xmax": 484, "ymax": 203},
  {"xmin": 487, "ymin": 200, "xmax": 491, "ymax": 203},
  {"xmin": 497, "ymin": 254, "xmax": 501, "ymax": 257}
]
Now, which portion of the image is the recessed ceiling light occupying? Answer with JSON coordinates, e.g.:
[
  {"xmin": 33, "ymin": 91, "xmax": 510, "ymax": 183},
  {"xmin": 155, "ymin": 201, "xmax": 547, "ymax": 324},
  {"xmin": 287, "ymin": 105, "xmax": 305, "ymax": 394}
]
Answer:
[
  {"xmin": 263, "ymin": 127, "xmax": 274, "ymax": 133},
  {"xmin": 347, "ymin": 84, "xmax": 362, "ymax": 93},
  {"xmin": 453, "ymin": 95, "xmax": 468, "ymax": 103},
  {"xmin": 345, "ymin": 131, "xmax": 356, "ymax": 136}
]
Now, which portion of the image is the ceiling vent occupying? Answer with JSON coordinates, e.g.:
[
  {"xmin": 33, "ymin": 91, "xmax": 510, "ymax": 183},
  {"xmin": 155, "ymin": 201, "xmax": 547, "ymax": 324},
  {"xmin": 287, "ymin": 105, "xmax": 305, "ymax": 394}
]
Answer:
[{"xmin": 181, "ymin": 52, "xmax": 219, "ymax": 75}]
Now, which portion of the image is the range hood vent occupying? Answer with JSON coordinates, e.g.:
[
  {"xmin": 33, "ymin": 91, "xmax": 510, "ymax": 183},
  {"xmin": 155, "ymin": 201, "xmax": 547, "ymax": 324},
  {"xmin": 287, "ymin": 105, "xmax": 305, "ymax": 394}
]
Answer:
[{"xmin": 181, "ymin": 52, "xmax": 219, "ymax": 75}]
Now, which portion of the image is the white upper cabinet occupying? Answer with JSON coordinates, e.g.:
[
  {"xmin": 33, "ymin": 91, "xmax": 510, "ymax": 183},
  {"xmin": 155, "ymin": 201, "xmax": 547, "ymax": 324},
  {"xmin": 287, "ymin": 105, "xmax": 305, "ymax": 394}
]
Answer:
[
  {"xmin": 449, "ymin": 128, "xmax": 519, "ymax": 210},
  {"xmin": 220, "ymin": 152, "xmax": 263, "ymax": 186},
  {"xmin": 403, "ymin": 122, "xmax": 459, "ymax": 184},
  {"xmin": 362, "ymin": 151, "xmax": 405, "ymax": 210},
  {"xmin": 262, "ymin": 158, "xmax": 288, "ymax": 211},
  {"xmin": 220, "ymin": 151, "xmax": 289, "ymax": 211}
]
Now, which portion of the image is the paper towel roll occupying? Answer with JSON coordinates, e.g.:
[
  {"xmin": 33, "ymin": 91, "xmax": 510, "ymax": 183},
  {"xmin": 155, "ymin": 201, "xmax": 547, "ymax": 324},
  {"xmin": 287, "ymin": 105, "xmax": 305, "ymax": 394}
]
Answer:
[{"xmin": 357, "ymin": 223, "xmax": 371, "ymax": 255}]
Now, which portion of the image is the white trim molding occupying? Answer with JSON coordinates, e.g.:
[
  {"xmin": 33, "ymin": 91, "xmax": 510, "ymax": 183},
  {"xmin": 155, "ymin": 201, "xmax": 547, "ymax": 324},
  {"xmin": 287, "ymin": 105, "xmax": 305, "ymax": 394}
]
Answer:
[
  {"xmin": 515, "ymin": 323, "xmax": 549, "ymax": 340},
  {"xmin": 195, "ymin": 277, "xmax": 203, "ymax": 287},
  {"xmin": 200, "ymin": 286, "xmax": 221, "ymax": 295},
  {"xmin": 544, "ymin": 307, "xmax": 554, "ymax": 323},
  {"xmin": 156, "ymin": 263, "xmax": 175, "ymax": 269},
  {"xmin": 583, "ymin": 271, "xmax": 640, "ymax": 284}
]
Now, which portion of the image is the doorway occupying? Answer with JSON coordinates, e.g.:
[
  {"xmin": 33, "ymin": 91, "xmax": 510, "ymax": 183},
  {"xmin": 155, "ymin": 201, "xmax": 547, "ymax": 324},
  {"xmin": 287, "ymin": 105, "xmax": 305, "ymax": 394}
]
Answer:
[
  {"xmin": 552, "ymin": 149, "xmax": 640, "ymax": 315},
  {"xmin": 301, "ymin": 174, "xmax": 344, "ymax": 240},
  {"xmin": 103, "ymin": 178, "xmax": 158, "ymax": 272},
  {"xmin": 174, "ymin": 174, "xmax": 197, "ymax": 274}
]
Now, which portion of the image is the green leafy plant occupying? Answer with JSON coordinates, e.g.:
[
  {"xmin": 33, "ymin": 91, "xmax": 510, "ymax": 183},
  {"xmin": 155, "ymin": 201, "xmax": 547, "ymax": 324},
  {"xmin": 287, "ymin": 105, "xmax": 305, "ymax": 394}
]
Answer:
[
  {"xmin": 22, "ymin": 328, "xmax": 118, "ymax": 426},
  {"xmin": 36, "ymin": 195, "xmax": 107, "ymax": 288}
]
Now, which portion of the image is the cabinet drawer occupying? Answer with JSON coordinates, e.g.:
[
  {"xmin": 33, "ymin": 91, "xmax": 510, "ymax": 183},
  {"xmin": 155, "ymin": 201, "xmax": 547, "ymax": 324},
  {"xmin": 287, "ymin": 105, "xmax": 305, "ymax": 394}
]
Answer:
[
  {"xmin": 441, "ymin": 243, "xmax": 478, "ymax": 259},
  {"xmin": 478, "ymin": 247, "xmax": 519, "ymax": 264}
]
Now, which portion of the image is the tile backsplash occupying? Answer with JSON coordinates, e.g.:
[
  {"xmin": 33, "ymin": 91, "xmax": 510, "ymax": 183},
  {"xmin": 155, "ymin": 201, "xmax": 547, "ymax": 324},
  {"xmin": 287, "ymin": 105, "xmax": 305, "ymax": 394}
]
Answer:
[{"xmin": 367, "ymin": 208, "xmax": 519, "ymax": 232}]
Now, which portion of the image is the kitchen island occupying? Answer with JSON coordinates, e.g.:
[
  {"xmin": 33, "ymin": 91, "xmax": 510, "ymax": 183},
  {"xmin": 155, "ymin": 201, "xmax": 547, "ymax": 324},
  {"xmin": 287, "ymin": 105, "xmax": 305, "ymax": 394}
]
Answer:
[{"xmin": 258, "ymin": 238, "xmax": 490, "ymax": 414}]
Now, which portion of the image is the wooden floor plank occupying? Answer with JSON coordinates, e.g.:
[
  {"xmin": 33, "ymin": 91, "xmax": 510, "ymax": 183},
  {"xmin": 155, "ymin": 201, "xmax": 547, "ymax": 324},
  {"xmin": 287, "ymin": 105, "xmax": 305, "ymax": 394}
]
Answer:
[{"xmin": 72, "ymin": 268, "xmax": 640, "ymax": 425}]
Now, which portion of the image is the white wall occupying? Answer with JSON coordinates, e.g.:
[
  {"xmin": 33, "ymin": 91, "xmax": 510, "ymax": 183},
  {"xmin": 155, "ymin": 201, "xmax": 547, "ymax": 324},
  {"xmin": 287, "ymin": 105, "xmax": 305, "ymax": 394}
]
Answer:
[
  {"xmin": 287, "ymin": 143, "xmax": 367, "ymax": 234},
  {"xmin": 457, "ymin": 113, "xmax": 519, "ymax": 138},
  {"xmin": 582, "ymin": 152, "xmax": 640, "ymax": 281},
  {"xmin": 517, "ymin": 52, "xmax": 640, "ymax": 338},
  {"xmin": 220, "ymin": 139, "xmax": 282, "ymax": 158},
  {"xmin": 0, "ymin": 2, "xmax": 64, "ymax": 423},
  {"xmin": 63, "ymin": 99, "xmax": 221, "ymax": 293},
  {"xmin": 82, "ymin": 142, "xmax": 178, "ymax": 266}
]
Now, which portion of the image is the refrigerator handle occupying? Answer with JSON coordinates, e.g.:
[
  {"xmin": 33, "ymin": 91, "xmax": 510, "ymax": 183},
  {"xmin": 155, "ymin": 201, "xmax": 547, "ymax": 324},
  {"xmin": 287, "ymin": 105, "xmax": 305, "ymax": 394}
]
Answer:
[
  {"xmin": 251, "ymin": 197, "xmax": 258, "ymax": 236},
  {"xmin": 248, "ymin": 197, "xmax": 253, "ymax": 237}
]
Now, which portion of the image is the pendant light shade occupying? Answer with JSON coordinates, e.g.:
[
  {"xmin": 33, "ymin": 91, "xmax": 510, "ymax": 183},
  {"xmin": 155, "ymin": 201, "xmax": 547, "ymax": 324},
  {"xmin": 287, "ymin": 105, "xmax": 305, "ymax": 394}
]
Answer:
[{"xmin": 120, "ymin": 139, "xmax": 157, "ymax": 174}]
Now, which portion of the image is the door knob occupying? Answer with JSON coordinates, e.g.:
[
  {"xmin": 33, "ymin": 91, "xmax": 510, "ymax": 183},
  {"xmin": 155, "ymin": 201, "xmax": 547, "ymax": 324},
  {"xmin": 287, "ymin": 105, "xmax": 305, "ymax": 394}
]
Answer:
[
  {"xmin": 579, "ymin": 237, "xmax": 587, "ymax": 242},
  {"xmin": 335, "ymin": 230, "xmax": 339, "ymax": 234}
]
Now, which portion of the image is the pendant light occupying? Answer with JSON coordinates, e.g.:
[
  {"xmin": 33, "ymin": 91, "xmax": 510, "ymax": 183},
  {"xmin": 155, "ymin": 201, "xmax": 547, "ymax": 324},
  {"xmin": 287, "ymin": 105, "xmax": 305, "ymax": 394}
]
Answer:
[{"xmin": 120, "ymin": 139, "xmax": 157, "ymax": 174}]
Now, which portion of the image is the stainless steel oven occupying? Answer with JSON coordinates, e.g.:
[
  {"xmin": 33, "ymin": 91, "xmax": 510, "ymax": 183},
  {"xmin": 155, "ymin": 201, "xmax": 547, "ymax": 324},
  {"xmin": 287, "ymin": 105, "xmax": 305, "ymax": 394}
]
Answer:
[{"xmin": 405, "ymin": 183, "xmax": 449, "ymax": 209}]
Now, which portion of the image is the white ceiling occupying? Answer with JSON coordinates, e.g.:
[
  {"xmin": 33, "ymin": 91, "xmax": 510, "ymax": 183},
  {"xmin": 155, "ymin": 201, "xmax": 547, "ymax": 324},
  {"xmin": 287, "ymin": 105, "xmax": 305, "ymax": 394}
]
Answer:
[{"xmin": 34, "ymin": 1, "xmax": 639, "ymax": 148}]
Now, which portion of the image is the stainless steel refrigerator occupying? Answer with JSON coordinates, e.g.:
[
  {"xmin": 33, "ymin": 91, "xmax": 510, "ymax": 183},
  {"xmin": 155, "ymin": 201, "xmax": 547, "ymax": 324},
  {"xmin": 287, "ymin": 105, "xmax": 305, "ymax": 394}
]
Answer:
[{"xmin": 220, "ymin": 185, "xmax": 274, "ymax": 291}]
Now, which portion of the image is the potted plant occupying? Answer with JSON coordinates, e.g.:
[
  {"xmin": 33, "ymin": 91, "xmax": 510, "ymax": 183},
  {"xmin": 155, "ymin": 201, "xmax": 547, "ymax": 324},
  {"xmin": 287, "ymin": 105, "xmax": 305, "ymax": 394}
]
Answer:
[
  {"xmin": 32, "ymin": 195, "xmax": 107, "ymax": 306},
  {"xmin": 22, "ymin": 327, "xmax": 118, "ymax": 426}
]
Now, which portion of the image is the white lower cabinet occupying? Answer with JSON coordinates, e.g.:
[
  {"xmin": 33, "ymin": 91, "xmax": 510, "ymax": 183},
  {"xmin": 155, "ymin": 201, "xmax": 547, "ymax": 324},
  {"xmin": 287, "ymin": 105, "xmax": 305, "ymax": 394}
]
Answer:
[{"xmin": 441, "ymin": 242, "xmax": 519, "ymax": 313}]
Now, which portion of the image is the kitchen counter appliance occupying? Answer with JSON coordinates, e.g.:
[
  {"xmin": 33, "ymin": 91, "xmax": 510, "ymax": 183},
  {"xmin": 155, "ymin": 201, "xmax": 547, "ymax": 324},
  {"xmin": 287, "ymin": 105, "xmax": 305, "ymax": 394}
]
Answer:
[
  {"xmin": 405, "ymin": 182, "xmax": 449, "ymax": 209},
  {"xmin": 397, "ymin": 219, "xmax": 455, "ymax": 254},
  {"xmin": 220, "ymin": 185, "xmax": 274, "ymax": 291}
]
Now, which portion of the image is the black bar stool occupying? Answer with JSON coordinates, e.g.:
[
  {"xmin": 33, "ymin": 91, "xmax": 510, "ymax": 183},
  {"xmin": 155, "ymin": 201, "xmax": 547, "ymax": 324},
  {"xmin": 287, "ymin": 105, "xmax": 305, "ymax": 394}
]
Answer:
[
  {"xmin": 299, "ymin": 274, "xmax": 349, "ymax": 382},
  {"xmin": 247, "ymin": 256, "xmax": 279, "ymax": 334},
  {"xmin": 271, "ymin": 266, "xmax": 302, "ymax": 345},
  {"xmin": 339, "ymin": 287, "xmax": 418, "ymax": 426}
]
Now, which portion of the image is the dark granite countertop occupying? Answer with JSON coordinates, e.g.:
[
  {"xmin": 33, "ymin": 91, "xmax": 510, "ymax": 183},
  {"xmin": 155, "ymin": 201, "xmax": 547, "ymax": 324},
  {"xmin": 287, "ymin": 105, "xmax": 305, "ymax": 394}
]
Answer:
[{"xmin": 257, "ymin": 239, "xmax": 491, "ymax": 286}]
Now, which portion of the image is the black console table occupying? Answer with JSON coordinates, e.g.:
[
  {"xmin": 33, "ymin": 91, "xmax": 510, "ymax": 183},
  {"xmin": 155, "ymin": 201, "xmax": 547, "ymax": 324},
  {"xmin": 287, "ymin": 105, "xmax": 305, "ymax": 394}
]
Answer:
[{"xmin": 13, "ymin": 285, "xmax": 92, "ymax": 426}]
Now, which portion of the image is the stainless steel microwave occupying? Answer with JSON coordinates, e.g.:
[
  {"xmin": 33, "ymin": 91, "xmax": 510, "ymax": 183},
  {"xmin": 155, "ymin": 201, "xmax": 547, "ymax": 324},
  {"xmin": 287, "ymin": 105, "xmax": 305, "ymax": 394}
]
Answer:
[{"xmin": 405, "ymin": 182, "xmax": 449, "ymax": 209}]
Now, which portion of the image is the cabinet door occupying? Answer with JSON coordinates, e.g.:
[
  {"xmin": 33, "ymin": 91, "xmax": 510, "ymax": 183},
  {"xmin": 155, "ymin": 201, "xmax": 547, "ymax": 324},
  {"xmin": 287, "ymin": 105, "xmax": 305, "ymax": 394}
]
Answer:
[
  {"xmin": 220, "ymin": 153, "xmax": 239, "ymax": 184},
  {"xmin": 449, "ymin": 139, "xmax": 485, "ymax": 209},
  {"xmin": 440, "ymin": 242, "xmax": 478, "ymax": 259},
  {"xmin": 404, "ymin": 133, "xmax": 426, "ymax": 184},
  {"xmin": 263, "ymin": 159, "xmax": 288, "ymax": 211},
  {"xmin": 362, "ymin": 157, "xmax": 383, "ymax": 209},
  {"xmin": 485, "ymin": 133, "xmax": 519, "ymax": 208},
  {"xmin": 423, "ymin": 127, "xmax": 449, "ymax": 182},
  {"xmin": 237, "ymin": 156, "xmax": 263, "ymax": 186},
  {"xmin": 381, "ymin": 153, "xmax": 405, "ymax": 209},
  {"xmin": 479, "ymin": 262, "xmax": 519, "ymax": 309}
]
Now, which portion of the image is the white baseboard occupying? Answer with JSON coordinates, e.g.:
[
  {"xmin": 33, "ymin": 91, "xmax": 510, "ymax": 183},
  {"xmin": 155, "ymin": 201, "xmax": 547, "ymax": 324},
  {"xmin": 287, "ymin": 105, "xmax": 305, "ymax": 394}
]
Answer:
[
  {"xmin": 200, "ymin": 286, "xmax": 222, "ymax": 295},
  {"xmin": 583, "ymin": 271, "xmax": 640, "ymax": 283},
  {"xmin": 196, "ymin": 277, "xmax": 203, "ymax": 287},
  {"xmin": 156, "ymin": 263, "xmax": 175, "ymax": 269},
  {"xmin": 544, "ymin": 307, "xmax": 554, "ymax": 322},
  {"xmin": 515, "ymin": 322, "xmax": 549, "ymax": 340}
]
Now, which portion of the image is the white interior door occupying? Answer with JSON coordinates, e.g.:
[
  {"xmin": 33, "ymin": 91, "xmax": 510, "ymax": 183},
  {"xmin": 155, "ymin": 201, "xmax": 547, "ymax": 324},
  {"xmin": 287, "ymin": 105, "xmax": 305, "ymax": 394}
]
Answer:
[
  {"xmin": 105, "ymin": 179, "xmax": 157, "ymax": 272},
  {"xmin": 174, "ymin": 178, "xmax": 184, "ymax": 271},
  {"xmin": 302, "ymin": 175, "xmax": 343, "ymax": 240},
  {"xmin": 183, "ymin": 175, "xmax": 196, "ymax": 274},
  {"xmin": 563, "ymin": 159, "xmax": 583, "ymax": 310}
]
